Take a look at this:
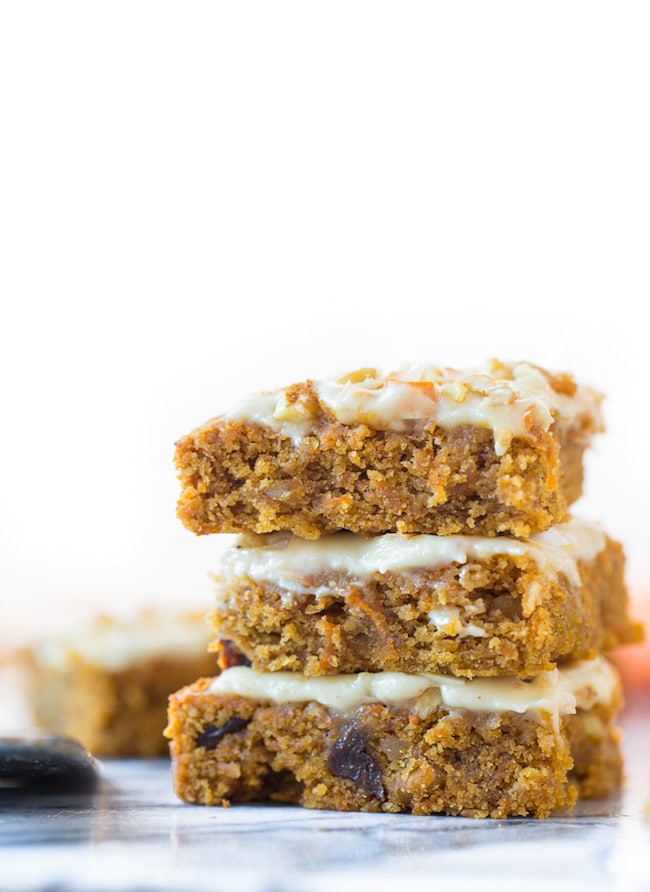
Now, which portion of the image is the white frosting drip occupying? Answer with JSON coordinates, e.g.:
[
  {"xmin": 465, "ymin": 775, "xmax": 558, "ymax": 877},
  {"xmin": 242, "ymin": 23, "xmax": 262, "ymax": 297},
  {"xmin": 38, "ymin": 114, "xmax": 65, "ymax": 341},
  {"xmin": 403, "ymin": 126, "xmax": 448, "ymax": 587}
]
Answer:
[
  {"xmin": 226, "ymin": 391, "xmax": 315, "ymax": 442},
  {"xmin": 557, "ymin": 658, "xmax": 622, "ymax": 711},
  {"xmin": 428, "ymin": 606, "xmax": 487, "ymax": 637},
  {"xmin": 218, "ymin": 519, "xmax": 606, "ymax": 593},
  {"xmin": 32, "ymin": 612, "xmax": 212, "ymax": 672},
  {"xmin": 225, "ymin": 362, "xmax": 603, "ymax": 454},
  {"xmin": 208, "ymin": 657, "xmax": 619, "ymax": 727}
]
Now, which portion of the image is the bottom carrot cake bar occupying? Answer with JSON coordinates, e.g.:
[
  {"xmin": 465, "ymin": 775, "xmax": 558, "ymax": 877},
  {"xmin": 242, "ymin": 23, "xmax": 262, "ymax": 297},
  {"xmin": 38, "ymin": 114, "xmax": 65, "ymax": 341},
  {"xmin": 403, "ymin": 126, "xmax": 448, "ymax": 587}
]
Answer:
[{"xmin": 166, "ymin": 655, "xmax": 623, "ymax": 818}]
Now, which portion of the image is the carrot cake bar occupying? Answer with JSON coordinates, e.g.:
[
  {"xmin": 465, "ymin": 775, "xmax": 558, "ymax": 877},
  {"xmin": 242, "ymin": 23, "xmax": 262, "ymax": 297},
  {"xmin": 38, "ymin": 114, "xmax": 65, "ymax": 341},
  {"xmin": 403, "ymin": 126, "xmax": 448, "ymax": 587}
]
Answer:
[
  {"xmin": 175, "ymin": 361, "xmax": 603, "ymax": 539},
  {"xmin": 165, "ymin": 655, "xmax": 623, "ymax": 818},
  {"xmin": 20, "ymin": 610, "xmax": 217, "ymax": 757},
  {"xmin": 209, "ymin": 519, "xmax": 641, "ymax": 679}
]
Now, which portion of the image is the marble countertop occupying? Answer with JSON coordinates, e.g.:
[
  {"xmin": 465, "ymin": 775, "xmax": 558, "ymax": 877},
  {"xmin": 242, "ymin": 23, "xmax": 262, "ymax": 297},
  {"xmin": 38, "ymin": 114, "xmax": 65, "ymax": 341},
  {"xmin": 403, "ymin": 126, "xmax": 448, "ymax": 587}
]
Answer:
[{"xmin": 1, "ymin": 695, "xmax": 649, "ymax": 892}]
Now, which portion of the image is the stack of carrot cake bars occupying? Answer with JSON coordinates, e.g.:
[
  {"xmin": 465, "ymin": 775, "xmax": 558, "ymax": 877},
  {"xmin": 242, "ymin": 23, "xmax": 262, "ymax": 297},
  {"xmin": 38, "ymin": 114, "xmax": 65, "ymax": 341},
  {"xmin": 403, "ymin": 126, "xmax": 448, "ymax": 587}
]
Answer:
[{"xmin": 166, "ymin": 361, "xmax": 642, "ymax": 817}]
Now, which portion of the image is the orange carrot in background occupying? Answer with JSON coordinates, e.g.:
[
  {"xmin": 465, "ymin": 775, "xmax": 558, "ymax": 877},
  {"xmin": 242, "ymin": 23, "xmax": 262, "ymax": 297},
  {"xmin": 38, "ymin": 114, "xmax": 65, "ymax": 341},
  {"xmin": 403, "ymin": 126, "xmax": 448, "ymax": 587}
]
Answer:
[{"xmin": 610, "ymin": 594, "xmax": 650, "ymax": 689}]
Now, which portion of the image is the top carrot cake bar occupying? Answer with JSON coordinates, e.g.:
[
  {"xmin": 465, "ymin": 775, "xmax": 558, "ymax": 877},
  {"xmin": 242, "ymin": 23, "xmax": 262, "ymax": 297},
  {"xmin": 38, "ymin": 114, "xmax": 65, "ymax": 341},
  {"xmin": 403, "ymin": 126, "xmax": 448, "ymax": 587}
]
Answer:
[{"xmin": 175, "ymin": 361, "xmax": 603, "ymax": 539}]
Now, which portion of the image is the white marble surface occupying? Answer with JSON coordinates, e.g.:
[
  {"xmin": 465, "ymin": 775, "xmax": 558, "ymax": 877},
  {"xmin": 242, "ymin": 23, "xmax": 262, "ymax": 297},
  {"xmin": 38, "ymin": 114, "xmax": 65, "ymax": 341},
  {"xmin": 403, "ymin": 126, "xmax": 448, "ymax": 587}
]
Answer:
[{"xmin": 1, "ymin": 696, "xmax": 649, "ymax": 892}]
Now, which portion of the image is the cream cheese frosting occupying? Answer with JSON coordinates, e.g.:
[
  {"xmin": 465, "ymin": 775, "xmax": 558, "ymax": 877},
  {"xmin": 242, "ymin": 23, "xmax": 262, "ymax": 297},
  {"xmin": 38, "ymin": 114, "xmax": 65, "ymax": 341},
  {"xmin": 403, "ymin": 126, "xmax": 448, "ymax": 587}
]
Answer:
[
  {"xmin": 32, "ymin": 611, "xmax": 212, "ymax": 672},
  {"xmin": 208, "ymin": 657, "xmax": 619, "ymax": 729},
  {"xmin": 427, "ymin": 605, "xmax": 488, "ymax": 637},
  {"xmin": 217, "ymin": 518, "xmax": 606, "ymax": 594},
  {"xmin": 225, "ymin": 361, "xmax": 604, "ymax": 455}
]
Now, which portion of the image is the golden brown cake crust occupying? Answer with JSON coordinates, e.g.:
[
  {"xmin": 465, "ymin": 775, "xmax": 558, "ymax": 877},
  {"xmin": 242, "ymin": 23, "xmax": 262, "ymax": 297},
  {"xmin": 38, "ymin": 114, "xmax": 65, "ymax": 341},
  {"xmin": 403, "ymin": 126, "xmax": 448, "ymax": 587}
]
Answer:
[
  {"xmin": 165, "ymin": 677, "xmax": 622, "ymax": 819},
  {"xmin": 175, "ymin": 377, "xmax": 590, "ymax": 538},
  {"xmin": 210, "ymin": 536, "xmax": 642, "ymax": 678}
]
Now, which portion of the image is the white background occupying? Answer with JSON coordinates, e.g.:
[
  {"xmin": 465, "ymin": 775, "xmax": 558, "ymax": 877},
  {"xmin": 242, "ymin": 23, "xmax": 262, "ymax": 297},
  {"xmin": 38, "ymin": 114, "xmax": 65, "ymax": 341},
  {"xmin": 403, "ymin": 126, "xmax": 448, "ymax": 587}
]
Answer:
[{"xmin": 1, "ymin": 2, "xmax": 649, "ymax": 648}]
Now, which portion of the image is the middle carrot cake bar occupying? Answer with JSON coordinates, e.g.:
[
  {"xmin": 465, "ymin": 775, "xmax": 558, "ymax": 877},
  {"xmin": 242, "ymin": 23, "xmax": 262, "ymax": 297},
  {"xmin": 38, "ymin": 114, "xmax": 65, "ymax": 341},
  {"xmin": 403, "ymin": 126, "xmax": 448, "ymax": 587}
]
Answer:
[{"xmin": 210, "ymin": 519, "xmax": 640, "ymax": 679}]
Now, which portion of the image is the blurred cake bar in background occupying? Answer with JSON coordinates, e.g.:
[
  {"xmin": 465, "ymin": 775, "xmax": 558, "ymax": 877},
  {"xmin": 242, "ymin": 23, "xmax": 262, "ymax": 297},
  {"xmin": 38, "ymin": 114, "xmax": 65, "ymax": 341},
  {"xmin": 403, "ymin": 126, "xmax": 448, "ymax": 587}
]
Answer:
[
  {"xmin": 175, "ymin": 361, "xmax": 603, "ymax": 540},
  {"xmin": 210, "ymin": 520, "xmax": 642, "ymax": 679},
  {"xmin": 166, "ymin": 655, "xmax": 624, "ymax": 818},
  {"xmin": 19, "ymin": 610, "xmax": 216, "ymax": 757}
]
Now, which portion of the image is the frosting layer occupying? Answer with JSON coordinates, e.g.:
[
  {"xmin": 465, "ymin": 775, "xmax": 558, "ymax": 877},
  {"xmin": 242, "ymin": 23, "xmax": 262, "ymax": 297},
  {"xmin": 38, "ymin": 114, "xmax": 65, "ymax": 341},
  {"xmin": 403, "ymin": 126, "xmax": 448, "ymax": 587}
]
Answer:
[
  {"xmin": 209, "ymin": 657, "xmax": 619, "ymax": 727},
  {"xmin": 225, "ymin": 361, "xmax": 603, "ymax": 454},
  {"xmin": 218, "ymin": 519, "xmax": 606, "ymax": 593},
  {"xmin": 32, "ymin": 612, "xmax": 212, "ymax": 672}
]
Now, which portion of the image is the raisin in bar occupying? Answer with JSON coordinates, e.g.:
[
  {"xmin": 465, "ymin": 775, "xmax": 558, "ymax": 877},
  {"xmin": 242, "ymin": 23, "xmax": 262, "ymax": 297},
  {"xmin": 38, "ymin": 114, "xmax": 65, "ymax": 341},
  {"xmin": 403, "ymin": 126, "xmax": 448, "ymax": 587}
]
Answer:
[
  {"xmin": 210, "ymin": 519, "xmax": 641, "ymax": 679},
  {"xmin": 165, "ymin": 655, "xmax": 623, "ymax": 818},
  {"xmin": 175, "ymin": 361, "xmax": 603, "ymax": 539},
  {"xmin": 19, "ymin": 610, "xmax": 217, "ymax": 757}
]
